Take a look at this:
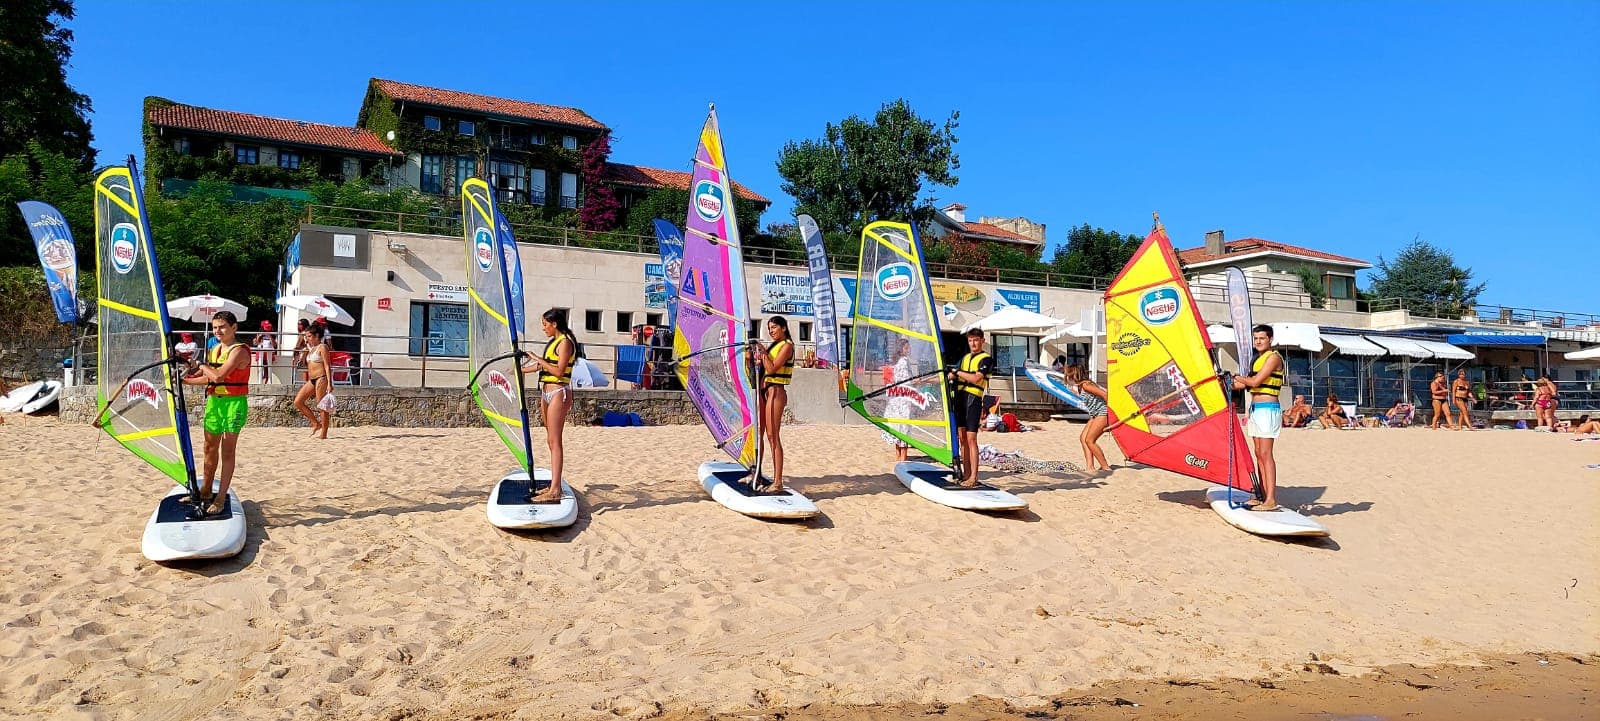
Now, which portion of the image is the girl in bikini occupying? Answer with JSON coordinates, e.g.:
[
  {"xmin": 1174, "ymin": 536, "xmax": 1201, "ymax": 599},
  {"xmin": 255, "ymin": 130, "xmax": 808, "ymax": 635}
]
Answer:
[
  {"xmin": 521, "ymin": 308, "xmax": 578, "ymax": 503},
  {"xmin": 1451, "ymin": 369, "xmax": 1473, "ymax": 430},
  {"xmin": 1533, "ymin": 377, "xmax": 1558, "ymax": 430},
  {"xmin": 293, "ymin": 324, "xmax": 331, "ymax": 438},
  {"xmin": 1064, "ymin": 364, "xmax": 1111, "ymax": 472},
  {"xmin": 750, "ymin": 316, "xmax": 795, "ymax": 491},
  {"xmin": 1429, "ymin": 372, "xmax": 1452, "ymax": 429}
]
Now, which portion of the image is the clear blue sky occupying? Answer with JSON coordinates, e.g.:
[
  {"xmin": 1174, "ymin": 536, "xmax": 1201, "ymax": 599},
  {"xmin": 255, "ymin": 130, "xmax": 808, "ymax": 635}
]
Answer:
[{"xmin": 65, "ymin": 1, "xmax": 1597, "ymax": 313}]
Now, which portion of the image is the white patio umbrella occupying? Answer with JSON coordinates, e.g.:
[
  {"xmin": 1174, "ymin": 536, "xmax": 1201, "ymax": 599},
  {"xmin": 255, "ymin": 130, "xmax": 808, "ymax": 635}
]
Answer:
[
  {"xmin": 963, "ymin": 305, "xmax": 1065, "ymax": 334},
  {"xmin": 1566, "ymin": 346, "xmax": 1600, "ymax": 361},
  {"xmin": 277, "ymin": 295, "xmax": 355, "ymax": 326},
  {"xmin": 167, "ymin": 294, "xmax": 248, "ymax": 323}
]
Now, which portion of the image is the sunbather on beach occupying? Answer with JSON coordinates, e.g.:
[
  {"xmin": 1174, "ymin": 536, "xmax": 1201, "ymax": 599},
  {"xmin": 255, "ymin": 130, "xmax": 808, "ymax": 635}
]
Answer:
[{"xmin": 1319, "ymin": 394, "xmax": 1349, "ymax": 429}]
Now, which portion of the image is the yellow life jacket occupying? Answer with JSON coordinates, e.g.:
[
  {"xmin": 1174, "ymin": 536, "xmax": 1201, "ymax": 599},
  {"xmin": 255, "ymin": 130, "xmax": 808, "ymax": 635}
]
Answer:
[
  {"xmin": 763, "ymin": 339, "xmax": 793, "ymax": 385},
  {"xmin": 1251, "ymin": 350, "xmax": 1284, "ymax": 397},
  {"xmin": 540, "ymin": 336, "xmax": 572, "ymax": 385},
  {"xmin": 955, "ymin": 351, "xmax": 991, "ymax": 398}
]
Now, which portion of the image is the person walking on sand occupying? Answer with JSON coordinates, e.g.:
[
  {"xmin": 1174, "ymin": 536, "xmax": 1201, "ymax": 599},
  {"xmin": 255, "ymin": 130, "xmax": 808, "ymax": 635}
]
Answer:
[
  {"xmin": 948, "ymin": 328, "xmax": 995, "ymax": 487},
  {"xmin": 179, "ymin": 311, "xmax": 250, "ymax": 515},
  {"xmin": 1231, "ymin": 324, "xmax": 1284, "ymax": 511},
  {"xmin": 1451, "ymin": 369, "xmax": 1473, "ymax": 430},
  {"xmin": 1063, "ymin": 365, "xmax": 1111, "ymax": 472},
  {"xmin": 1429, "ymin": 372, "xmax": 1452, "ymax": 429},
  {"xmin": 521, "ymin": 309, "xmax": 578, "ymax": 503},
  {"xmin": 750, "ymin": 316, "xmax": 795, "ymax": 491},
  {"xmin": 293, "ymin": 323, "xmax": 332, "ymax": 438},
  {"xmin": 1533, "ymin": 376, "xmax": 1558, "ymax": 430}
]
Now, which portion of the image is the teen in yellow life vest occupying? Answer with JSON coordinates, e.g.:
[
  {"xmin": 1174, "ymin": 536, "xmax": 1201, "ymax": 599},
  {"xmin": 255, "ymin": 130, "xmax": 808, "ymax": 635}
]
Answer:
[
  {"xmin": 751, "ymin": 316, "xmax": 796, "ymax": 492},
  {"xmin": 948, "ymin": 328, "xmax": 994, "ymax": 487}
]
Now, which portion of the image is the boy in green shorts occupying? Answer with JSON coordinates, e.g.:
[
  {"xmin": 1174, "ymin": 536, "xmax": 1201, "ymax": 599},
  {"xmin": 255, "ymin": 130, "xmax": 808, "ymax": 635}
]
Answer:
[{"xmin": 181, "ymin": 311, "xmax": 251, "ymax": 515}]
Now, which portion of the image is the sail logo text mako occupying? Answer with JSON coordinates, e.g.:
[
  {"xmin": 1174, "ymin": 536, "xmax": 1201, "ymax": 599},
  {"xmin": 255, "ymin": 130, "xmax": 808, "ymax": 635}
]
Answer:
[
  {"xmin": 125, "ymin": 378, "xmax": 160, "ymax": 408},
  {"xmin": 474, "ymin": 229, "xmax": 495, "ymax": 272},
  {"xmin": 1139, "ymin": 287, "xmax": 1181, "ymax": 325},
  {"xmin": 693, "ymin": 180, "xmax": 724, "ymax": 222},
  {"xmin": 876, "ymin": 263, "xmax": 914, "ymax": 301},
  {"xmin": 1111, "ymin": 332, "xmax": 1151, "ymax": 356},
  {"xmin": 111, "ymin": 223, "xmax": 139, "ymax": 275},
  {"xmin": 484, "ymin": 370, "xmax": 517, "ymax": 403}
]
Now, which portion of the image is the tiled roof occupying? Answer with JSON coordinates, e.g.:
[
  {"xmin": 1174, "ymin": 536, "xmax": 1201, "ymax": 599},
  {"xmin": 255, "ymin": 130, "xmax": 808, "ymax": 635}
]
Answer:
[
  {"xmin": 961, "ymin": 221, "xmax": 1039, "ymax": 244},
  {"xmin": 601, "ymin": 162, "xmax": 770, "ymax": 204},
  {"xmin": 147, "ymin": 102, "xmax": 399, "ymax": 156},
  {"xmin": 1178, "ymin": 237, "xmax": 1370, "ymax": 268},
  {"xmin": 371, "ymin": 78, "xmax": 606, "ymax": 132}
]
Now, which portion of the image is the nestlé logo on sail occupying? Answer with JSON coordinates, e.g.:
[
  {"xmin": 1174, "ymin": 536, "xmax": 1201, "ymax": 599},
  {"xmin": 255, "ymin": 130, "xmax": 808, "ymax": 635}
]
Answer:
[
  {"xmin": 693, "ymin": 180, "xmax": 724, "ymax": 222},
  {"xmin": 1139, "ymin": 287, "xmax": 1181, "ymax": 325},
  {"xmin": 474, "ymin": 229, "xmax": 495, "ymax": 272},
  {"xmin": 111, "ymin": 223, "xmax": 139, "ymax": 274},
  {"xmin": 876, "ymin": 263, "xmax": 914, "ymax": 301}
]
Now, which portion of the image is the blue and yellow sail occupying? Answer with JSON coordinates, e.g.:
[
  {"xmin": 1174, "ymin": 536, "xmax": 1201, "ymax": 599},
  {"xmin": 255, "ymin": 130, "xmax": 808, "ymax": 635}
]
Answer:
[{"xmin": 462, "ymin": 177, "xmax": 534, "ymax": 471}]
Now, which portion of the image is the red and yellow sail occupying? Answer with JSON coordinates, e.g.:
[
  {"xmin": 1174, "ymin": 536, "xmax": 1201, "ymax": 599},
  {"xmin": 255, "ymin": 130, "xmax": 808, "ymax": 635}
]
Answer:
[{"xmin": 1103, "ymin": 223, "xmax": 1256, "ymax": 493}]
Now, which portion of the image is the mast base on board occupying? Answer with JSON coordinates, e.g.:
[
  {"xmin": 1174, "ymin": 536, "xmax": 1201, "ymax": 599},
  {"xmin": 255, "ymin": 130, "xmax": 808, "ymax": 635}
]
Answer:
[
  {"xmin": 487, "ymin": 468, "xmax": 578, "ymax": 529},
  {"xmin": 698, "ymin": 461, "xmax": 819, "ymax": 519},
  {"xmin": 141, "ymin": 481, "xmax": 247, "ymax": 562},
  {"xmin": 1205, "ymin": 486, "xmax": 1329, "ymax": 537},
  {"xmin": 894, "ymin": 462, "xmax": 1028, "ymax": 511}
]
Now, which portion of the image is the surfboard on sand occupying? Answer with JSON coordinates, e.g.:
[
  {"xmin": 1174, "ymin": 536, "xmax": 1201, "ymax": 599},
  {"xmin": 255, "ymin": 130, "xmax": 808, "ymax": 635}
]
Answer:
[
  {"xmin": 895, "ymin": 461, "xmax": 1028, "ymax": 511},
  {"xmin": 486, "ymin": 467, "xmax": 578, "ymax": 529},
  {"xmin": 1205, "ymin": 486, "xmax": 1328, "ymax": 537},
  {"xmin": 142, "ymin": 481, "xmax": 248, "ymax": 562},
  {"xmin": 699, "ymin": 462, "xmax": 819, "ymax": 519}
]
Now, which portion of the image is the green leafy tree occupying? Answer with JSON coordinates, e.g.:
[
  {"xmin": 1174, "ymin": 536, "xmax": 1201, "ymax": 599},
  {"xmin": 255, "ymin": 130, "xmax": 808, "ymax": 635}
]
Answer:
[
  {"xmin": 1367, "ymin": 238, "xmax": 1486, "ymax": 313},
  {"xmin": 0, "ymin": 0, "xmax": 94, "ymax": 170},
  {"xmin": 776, "ymin": 99, "xmax": 959, "ymax": 237},
  {"xmin": 1050, "ymin": 224, "xmax": 1142, "ymax": 281},
  {"xmin": 1290, "ymin": 265, "xmax": 1328, "ymax": 309},
  {"xmin": 0, "ymin": 142, "xmax": 94, "ymax": 268},
  {"xmin": 621, "ymin": 186, "xmax": 762, "ymax": 243}
]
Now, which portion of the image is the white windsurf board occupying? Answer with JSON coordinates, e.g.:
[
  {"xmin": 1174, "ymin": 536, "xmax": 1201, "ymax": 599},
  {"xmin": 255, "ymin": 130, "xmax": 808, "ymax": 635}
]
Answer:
[
  {"xmin": 19, "ymin": 380, "xmax": 62, "ymax": 414},
  {"xmin": 142, "ymin": 481, "xmax": 248, "ymax": 562},
  {"xmin": 486, "ymin": 467, "xmax": 578, "ymax": 529},
  {"xmin": 699, "ymin": 461, "xmax": 819, "ymax": 519},
  {"xmin": 1, "ymin": 381, "xmax": 48, "ymax": 412},
  {"xmin": 895, "ymin": 461, "xmax": 1028, "ymax": 511},
  {"xmin": 1205, "ymin": 486, "xmax": 1329, "ymax": 537}
]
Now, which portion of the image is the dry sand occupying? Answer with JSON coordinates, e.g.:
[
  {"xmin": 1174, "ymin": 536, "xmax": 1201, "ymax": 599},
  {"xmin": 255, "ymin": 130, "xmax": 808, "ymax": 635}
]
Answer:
[{"xmin": 1, "ymin": 414, "xmax": 1596, "ymax": 720}]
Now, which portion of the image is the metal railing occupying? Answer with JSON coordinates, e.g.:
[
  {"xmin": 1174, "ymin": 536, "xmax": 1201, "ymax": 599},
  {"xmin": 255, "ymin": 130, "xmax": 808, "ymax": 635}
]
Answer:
[{"xmin": 1367, "ymin": 298, "xmax": 1600, "ymax": 330}]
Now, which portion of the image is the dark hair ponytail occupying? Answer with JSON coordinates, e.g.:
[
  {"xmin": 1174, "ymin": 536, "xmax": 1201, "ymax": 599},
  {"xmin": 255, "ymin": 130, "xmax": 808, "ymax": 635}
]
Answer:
[
  {"xmin": 767, "ymin": 315, "xmax": 790, "ymax": 341},
  {"xmin": 543, "ymin": 308, "xmax": 583, "ymax": 358}
]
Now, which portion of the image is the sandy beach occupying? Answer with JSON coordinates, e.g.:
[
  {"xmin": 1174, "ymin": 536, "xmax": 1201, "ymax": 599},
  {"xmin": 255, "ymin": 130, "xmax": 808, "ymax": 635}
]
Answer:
[{"xmin": 1, "ymin": 414, "xmax": 1596, "ymax": 720}]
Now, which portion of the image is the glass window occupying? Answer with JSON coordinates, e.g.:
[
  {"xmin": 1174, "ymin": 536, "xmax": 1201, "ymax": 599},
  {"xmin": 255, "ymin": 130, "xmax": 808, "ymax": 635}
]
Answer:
[
  {"xmin": 646, "ymin": 312, "xmax": 662, "ymax": 327},
  {"xmin": 423, "ymin": 115, "xmax": 441, "ymax": 131},
  {"xmin": 990, "ymin": 333, "xmax": 1038, "ymax": 375},
  {"xmin": 492, "ymin": 160, "xmax": 526, "ymax": 202},
  {"xmin": 174, "ymin": 137, "xmax": 191, "ymax": 155},
  {"xmin": 278, "ymin": 151, "xmax": 300, "ymax": 170},
  {"xmin": 584, "ymin": 310, "xmax": 602, "ymax": 333},
  {"xmin": 799, "ymin": 321, "xmax": 813, "ymax": 342},
  {"xmin": 616, "ymin": 311, "xmax": 634, "ymax": 333},
  {"xmin": 235, "ymin": 145, "xmax": 259, "ymax": 165},
  {"xmin": 530, "ymin": 131, "xmax": 545, "ymax": 145},
  {"xmin": 749, "ymin": 319, "xmax": 761, "ymax": 339},
  {"xmin": 455, "ymin": 155, "xmax": 476, "ymax": 189},
  {"xmin": 562, "ymin": 135, "xmax": 577, "ymax": 150},
  {"xmin": 529, "ymin": 169, "xmax": 547, "ymax": 205},
  {"xmin": 420, "ymin": 154, "xmax": 444, "ymax": 194},
  {"xmin": 1327, "ymin": 274, "xmax": 1353, "ymax": 299},
  {"xmin": 458, "ymin": 120, "xmax": 475, "ymax": 135},
  {"xmin": 408, "ymin": 302, "xmax": 468, "ymax": 357},
  {"xmin": 568, "ymin": 177, "xmax": 581, "ymax": 207}
]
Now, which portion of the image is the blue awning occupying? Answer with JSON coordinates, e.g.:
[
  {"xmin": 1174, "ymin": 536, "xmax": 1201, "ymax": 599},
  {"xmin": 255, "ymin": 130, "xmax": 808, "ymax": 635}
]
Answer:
[{"xmin": 1446, "ymin": 334, "xmax": 1546, "ymax": 346}]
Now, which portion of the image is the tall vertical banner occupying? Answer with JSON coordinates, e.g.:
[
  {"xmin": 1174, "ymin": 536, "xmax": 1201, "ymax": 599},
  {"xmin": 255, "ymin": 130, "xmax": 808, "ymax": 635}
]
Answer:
[
  {"xmin": 1225, "ymin": 267, "xmax": 1253, "ymax": 376},
  {"xmin": 653, "ymin": 219, "xmax": 685, "ymax": 329},
  {"xmin": 798, "ymin": 215, "xmax": 840, "ymax": 367},
  {"xmin": 16, "ymin": 201, "xmax": 79, "ymax": 323}
]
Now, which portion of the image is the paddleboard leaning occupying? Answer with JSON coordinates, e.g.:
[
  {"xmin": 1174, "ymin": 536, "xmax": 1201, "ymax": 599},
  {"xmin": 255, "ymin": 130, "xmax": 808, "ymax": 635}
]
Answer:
[
  {"xmin": 671, "ymin": 106, "xmax": 819, "ymax": 520},
  {"xmin": 1205, "ymin": 486, "xmax": 1328, "ymax": 536},
  {"xmin": 461, "ymin": 177, "xmax": 577, "ymax": 530},
  {"xmin": 93, "ymin": 158, "xmax": 245, "ymax": 562}
]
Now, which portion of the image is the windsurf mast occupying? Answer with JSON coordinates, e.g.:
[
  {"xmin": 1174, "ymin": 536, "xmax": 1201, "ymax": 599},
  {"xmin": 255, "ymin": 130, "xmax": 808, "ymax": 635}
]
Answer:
[
  {"xmin": 461, "ymin": 177, "xmax": 535, "ymax": 475},
  {"xmin": 843, "ymin": 221, "xmax": 960, "ymax": 471},
  {"xmin": 92, "ymin": 155, "xmax": 198, "ymax": 492},
  {"xmin": 673, "ymin": 106, "xmax": 760, "ymax": 470},
  {"xmin": 1102, "ymin": 217, "xmax": 1258, "ymax": 495}
]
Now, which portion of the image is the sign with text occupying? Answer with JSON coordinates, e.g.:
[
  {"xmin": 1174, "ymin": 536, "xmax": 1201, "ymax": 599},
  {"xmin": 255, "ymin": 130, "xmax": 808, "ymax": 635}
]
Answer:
[
  {"xmin": 644, "ymin": 262, "xmax": 666, "ymax": 309},
  {"xmin": 426, "ymin": 283, "xmax": 468, "ymax": 302},
  {"xmin": 760, "ymin": 272, "xmax": 813, "ymax": 315},
  {"xmin": 992, "ymin": 287, "xmax": 1041, "ymax": 313}
]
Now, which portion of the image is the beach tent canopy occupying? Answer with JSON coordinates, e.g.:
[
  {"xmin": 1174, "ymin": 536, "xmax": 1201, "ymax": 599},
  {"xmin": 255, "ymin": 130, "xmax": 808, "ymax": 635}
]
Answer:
[
  {"xmin": 1566, "ymin": 346, "xmax": 1600, "ymax": 361},
  {"xmin": 1044, "ymin": 321, "xmax": 1095, "ymax": 342},
  {"xmin": 1205, "ymin": 322, "xmax": 1321, "ymax": 352},
  {"xmin": 1205, "ymin": 324, "xmax": 1233, "ymax": 345},
  {"xmin": 1410, "ymin": 339, "xmax": 1474, "ymax": 360},
  {"xmin": 1445, "ymin": 333, "xmax": 1546, "ymax": 346},
  {"xmin": 1320, "ymin": 333, "xmax": 1384, "ymax": 356},
  {"xmin": 964, "ymin": 305, "xmax": 1064, "ymax": 334},
  {"xmin": 1365, "ymin": 336, "xmax": 1434, "ymax": 359}
]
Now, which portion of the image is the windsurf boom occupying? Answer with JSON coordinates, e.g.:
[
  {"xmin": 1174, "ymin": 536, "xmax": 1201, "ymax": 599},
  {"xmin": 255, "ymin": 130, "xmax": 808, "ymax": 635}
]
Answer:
[
  {"xmin": 844, "ymin": 221, "xmax": 958, "ymax": 469},
  {"xmin": 674, "ymin": 106, "xmax": 760, "ymax": 469},
  {"xmin": 92, "ymin": 158, "xmax": 199, "ymax": 495},
  {"xmin": 1103, "ymin": 221, "xmax": 1257, "ymax": 495}
]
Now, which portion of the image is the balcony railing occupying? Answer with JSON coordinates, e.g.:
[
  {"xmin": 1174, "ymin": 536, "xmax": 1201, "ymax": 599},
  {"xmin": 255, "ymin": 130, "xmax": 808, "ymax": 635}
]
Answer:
[{"xmin": 1367, "ymin": 297, "xmax": 1600, "ymax": 331}]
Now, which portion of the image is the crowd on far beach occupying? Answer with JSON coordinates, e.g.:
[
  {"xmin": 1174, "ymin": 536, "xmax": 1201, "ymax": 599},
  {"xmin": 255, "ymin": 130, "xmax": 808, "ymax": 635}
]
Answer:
[{"xmin": 1274, "ymin": 371, "xmax": 1594, "ymax": 433}]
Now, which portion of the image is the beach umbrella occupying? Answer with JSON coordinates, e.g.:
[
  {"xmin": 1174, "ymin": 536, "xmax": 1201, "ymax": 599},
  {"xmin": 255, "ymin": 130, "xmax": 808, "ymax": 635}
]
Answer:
[
  {"xmin": 571, "ymin": 357, "xmax": 610, "ymax": 388},
  {"xmin": 167, "ymin": 294, "xmax": 248, "ymax": 323},
  {"xmin": 963, "ymin": 305, "xmax": 1064, "ymax": 334},
  {"xmin": 1566, "ymin": 346, "xmax": 1600, "ymax": 361},
  {"xmin": 277, "ymin": 294, "xmax": 355, "ymax": 326}
]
